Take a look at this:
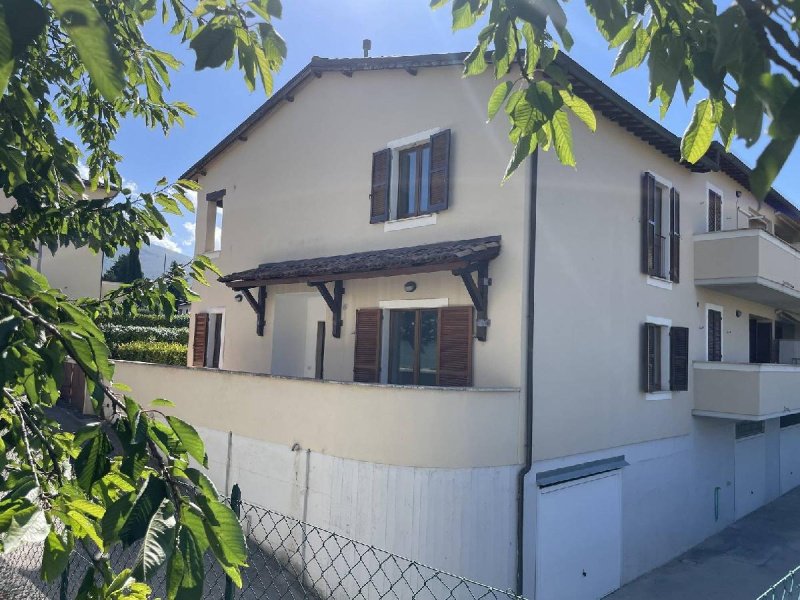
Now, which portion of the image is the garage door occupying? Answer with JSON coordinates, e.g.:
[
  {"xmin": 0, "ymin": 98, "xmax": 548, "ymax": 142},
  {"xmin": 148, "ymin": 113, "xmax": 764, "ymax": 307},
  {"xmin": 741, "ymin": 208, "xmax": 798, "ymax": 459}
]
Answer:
[
  {"xmin": 780, "ymin": 415, "xmax": 800, "ymax": 493},
  {"xmin": 536, "ymin": 471, "xmax": 622, "ymax": 600},
  {"xmin": 734, "ymin": 421, "xmax": 766, "ymax": 519}
]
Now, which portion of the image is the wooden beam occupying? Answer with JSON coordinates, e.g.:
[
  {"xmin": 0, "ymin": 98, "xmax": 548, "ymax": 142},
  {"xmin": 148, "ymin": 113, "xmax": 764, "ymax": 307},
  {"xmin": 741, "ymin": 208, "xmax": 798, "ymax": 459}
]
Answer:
[
  {"xmin": 453, "ymin": 262, "xmax": 491, "ymax": 341},
  {"xmin": 239, "ymin": 286, "xmax": 267, "ymax": 336},
  {"xmin": 308, "ymin": 280, "xmax": 345, "ymax": 338}
]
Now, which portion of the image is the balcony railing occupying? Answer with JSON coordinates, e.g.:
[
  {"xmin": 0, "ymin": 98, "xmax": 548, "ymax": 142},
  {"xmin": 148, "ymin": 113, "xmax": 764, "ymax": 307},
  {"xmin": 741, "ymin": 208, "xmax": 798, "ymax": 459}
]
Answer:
[
  {"xmin": 694, "ymin": 228, "xmax": 800, "ymax": 310},
  {"xmin": 694, "ymin": 361, "xmax": 800, "ymax": 420}
]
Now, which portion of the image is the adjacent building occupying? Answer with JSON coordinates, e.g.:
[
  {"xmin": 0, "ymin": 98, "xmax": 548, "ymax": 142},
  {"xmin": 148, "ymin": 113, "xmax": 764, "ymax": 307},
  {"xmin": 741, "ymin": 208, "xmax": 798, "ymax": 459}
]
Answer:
[{"xmin": 120, "ymin": 52, "xmax": 800, "ymax": 598}]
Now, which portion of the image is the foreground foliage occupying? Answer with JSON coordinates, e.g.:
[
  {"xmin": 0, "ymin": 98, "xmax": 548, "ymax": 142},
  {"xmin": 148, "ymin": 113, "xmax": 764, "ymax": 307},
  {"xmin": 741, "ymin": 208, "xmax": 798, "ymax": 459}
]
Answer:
[
  {"xmin": 435, "ymin": 0, "xmax": 800, "ymax": 195},
  {"xmin": 0, "ymin": 0, "xmax": 286, "ymax": 598}
]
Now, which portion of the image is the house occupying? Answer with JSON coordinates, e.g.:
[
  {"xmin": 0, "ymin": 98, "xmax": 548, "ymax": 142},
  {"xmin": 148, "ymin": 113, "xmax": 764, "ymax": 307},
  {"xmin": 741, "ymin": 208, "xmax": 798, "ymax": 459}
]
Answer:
[
  {"xmin": 113, "ymin": 52, "xmax": 800, "ymax": 598},
  {"xmin": 0, "ymin": 186, "xmax": 118, "ymax": 299}
]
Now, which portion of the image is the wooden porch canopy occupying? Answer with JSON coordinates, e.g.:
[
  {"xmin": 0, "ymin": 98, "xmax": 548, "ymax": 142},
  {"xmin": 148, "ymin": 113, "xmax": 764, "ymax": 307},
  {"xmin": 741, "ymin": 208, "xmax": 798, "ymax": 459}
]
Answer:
[{"xmin": 220, "ymin": 235, "xmax": 501, "ymax": 340}]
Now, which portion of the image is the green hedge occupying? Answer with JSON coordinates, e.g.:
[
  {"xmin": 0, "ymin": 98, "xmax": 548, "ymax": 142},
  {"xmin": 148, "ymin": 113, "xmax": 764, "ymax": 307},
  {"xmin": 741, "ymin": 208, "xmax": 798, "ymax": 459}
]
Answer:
[
  {"xmin": 101, "ymin": 313, "xmax": 190, "ymax": 328},
  {"xmin": 101, "ymin": 324, "xmax": 189, "ymax": 351},
  {"xmin": 114, "ymin": 341, "xmax": 187, "ymax": 366}
]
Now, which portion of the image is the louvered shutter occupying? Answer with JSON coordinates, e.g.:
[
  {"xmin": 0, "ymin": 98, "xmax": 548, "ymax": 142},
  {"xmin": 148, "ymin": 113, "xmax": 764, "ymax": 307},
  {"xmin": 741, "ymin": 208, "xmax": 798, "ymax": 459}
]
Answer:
[
  {"xmin": 708, "ymin": 191, "xmax": 722, "ymax": 232},
  {"xmin": 353, "ymin": 309, "xmax": 382, "ymax": 382},
  {"xmin": 641, "ymin": 173, "xmax": 656, "ymax": 275},
  {"xmin": 428, "ymin": 129, "xmax": 451, "ymax": 213},
  {"xmin": 370, "ymin": 149, "xmax": 392, "ymax": 223},
  {"xmin": 193, "ymin": 313, "xmax": 209, "ymax": 367},
  {"xmin": 708, "ymin": 310, "xmax": 722, "ymax": 361},
  {"xmin": 438, "ymin": 306, "xmax": 473, "ymax": 387},
  {"xmin": 669, "ymin": 326, "xmax": 689, "ymax": 391},
  {"xmin": 670, "ymin": 187, "xmax": 680, "ymax": 283},
  {"xmin": 642, "ymin": 323, "xmax": 658, "ymax": 393}
]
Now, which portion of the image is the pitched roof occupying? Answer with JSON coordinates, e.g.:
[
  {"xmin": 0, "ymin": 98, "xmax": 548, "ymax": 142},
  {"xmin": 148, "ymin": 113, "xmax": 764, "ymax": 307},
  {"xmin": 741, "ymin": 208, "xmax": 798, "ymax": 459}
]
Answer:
[
  {"xmin": 220, "ymin": 235, "xmax": 501, "ymax": 288},
  {"xmin": 180, "ymin": 51, "xmax": 798, "ymax": 220}
]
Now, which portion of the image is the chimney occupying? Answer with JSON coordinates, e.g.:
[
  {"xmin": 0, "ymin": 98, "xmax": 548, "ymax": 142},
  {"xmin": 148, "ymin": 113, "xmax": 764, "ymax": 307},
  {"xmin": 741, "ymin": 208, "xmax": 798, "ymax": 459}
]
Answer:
[{"xmin": 363, "ymin": 39, "xmax": 371, "ymax": 58}]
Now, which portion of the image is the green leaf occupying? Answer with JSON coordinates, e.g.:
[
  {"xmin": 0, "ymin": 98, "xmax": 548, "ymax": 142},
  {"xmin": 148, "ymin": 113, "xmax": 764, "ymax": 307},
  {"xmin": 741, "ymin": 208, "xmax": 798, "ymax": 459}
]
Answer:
[
  {"xmin": 66, "ymin": 509, "xmax": 104, "ymax": 550},
  {"xmin": 2, "ymin": 504, "xmax": 48, "ymax": 552},
  {"xmin": 559, "ymin": 90, "xmax": 596, "ymax": 132},
  {"xmin": 132, "ymin": 498, "xmax": 177, "ymax": 581},
  {"xmin": 751, "ymin": 136, "xmax": 798, "ymax": 200},
  {"xmin": 49, "ymin": 0, "xmax": 125, "ymax": 101},
  {"xmin": 120, "ymin": 476, "xmax": 168, "ymax": 546},
  {"xmin": 612, "ymin": 23, "xmax": 651, "ymax": 75},
  {"xmin": 41, "ymin": 529, "xmax": 73, "ymax": 583},
  {"xmin": 167, "ymin": 415, "xmax": 208, "ymax": 467},
  {"xmin": 197, "ymin": 495, "xmax": 247, "ymax": 569},
  {"xmin": 151, "ymin": 398, "xmax": 175, "ymax": 407},
  {"xmin": 734, "ymin": 86, "xmax": 763, "ymax": 146},
  {"xmin": 488, "ymin": 81, "xmax": 513, "ymax": 122},
  {"xmin": 167, "ymin": 526, "xmax": 205, "ymax": 600},
  {"xmin": 190, "ymin": 22, "xmax": 236, "ymax": 70},
  {"xmin": 504, "ymin": 135, "xmax": 536, "ymax": 180},
  {"xmin": 75, "ymin": 430, "xmax": 112, "ymax": 492},
  {"xmin": 551, "ymin": 109, "xmax": 576, "ymax": 167},
  {"xmin": 67, "ymin": 498, "xmax": 106, "ymax": 519},
  {"xmin": 681, "ymin": 98, "xmax": 715, "ymax": 163}
]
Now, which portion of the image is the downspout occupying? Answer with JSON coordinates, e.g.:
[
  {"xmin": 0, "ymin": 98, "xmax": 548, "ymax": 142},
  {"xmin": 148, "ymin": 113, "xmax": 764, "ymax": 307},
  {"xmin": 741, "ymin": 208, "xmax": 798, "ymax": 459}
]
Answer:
[{"xmin": 516, "ymin": 149, "xmax": 538, "ymax": 596}]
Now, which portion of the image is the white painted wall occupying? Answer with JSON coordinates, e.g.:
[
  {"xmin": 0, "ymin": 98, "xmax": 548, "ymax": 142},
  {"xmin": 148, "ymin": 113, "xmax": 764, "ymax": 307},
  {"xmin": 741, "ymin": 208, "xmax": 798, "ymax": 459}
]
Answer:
[{"xmin": 197, "ymin": 425, "xmax": 518, "ymax": 590}]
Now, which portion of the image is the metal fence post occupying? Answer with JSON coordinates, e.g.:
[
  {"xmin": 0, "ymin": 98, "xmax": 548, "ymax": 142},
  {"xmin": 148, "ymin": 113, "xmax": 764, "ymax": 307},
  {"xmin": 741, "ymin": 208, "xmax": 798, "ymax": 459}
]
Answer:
[
  {"xmin": 59, "ymin": 560, "xmax": 69, "ymax": 600},
  {"xmin": 224, "ymin": 484, "xmax": 242, "ymax": 600}
]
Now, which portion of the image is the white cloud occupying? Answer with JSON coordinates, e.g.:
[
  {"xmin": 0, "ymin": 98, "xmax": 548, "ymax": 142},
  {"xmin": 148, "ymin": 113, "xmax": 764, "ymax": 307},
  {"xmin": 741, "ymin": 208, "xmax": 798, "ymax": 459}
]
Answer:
[
  {"xmin": 186, "ymin": 190, "xmax": 197, "ymax": 208},
  {"xmin": 122, "ymin": 177, "xmax": 139, "ymax": 195},
  {"xmin": 182, "ymin": 222, "xmax": 196, "ymax": 248},
  {"xmin": 151, "ymin": 234, "xmax": 181, "ymax": 253}
]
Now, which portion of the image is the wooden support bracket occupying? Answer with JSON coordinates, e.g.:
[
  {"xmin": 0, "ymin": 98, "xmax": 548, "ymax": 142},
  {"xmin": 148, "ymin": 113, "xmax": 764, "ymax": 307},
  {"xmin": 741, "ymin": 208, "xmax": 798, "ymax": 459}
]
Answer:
[
  {"xmin": 240, "ymin": 286, "xmax": 267, "ymax": 336},
  {"xmin": 453, "ymin": 262, "xmax": 491, "ymax": 341},
  {"xmin": 308, "ymin": 280, "xmax": 345, "ymax": 338}
]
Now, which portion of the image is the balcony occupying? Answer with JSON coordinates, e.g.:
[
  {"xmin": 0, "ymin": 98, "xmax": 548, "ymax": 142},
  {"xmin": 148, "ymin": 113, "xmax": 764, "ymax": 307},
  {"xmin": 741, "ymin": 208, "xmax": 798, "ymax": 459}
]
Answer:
[
  {"xmin": 694, "ymin": 229, "xmax": 800, "ymax": 311},
  {"xmin": 111, "ymin": 360, "xmax": 523, "ymax": 469},
  {"xmin": 694, "ymin": 361, "xmax": 800, "ymax": 420}
]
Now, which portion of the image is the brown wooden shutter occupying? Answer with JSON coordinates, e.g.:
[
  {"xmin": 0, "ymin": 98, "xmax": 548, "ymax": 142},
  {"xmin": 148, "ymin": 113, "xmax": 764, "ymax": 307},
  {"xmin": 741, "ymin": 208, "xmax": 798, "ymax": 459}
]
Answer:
[
  {"xmin": 438, "ymin": 306, "xmax": 473, "ymax": 387},
  {"xmin": 370, "ymin": 149, "xmax": 392, "ymax": 223},
  {"xmin": 193, "ymin": 313, "xmax": 209, "ymax": 367},
  {"xmin": 669, "ymin": 326, "xmax": 689, "ymax": 391},
  {"xmin": 642, "ymin": 322, "xmax": 658, "ymax": 393},
  {"xmin": 353, "ymin": 309, "xmax": 382, "ymax": 382},
  {"xmin": 670, "ymin": 187, "xmax": 680, "ymax": 283},
  {"xmin": 428, "ymin": 129, "xmax": 451, "ymax": 213},
  {"xmin": 641, "ymin": 173, "xmax": 656, "ymax": 275}
]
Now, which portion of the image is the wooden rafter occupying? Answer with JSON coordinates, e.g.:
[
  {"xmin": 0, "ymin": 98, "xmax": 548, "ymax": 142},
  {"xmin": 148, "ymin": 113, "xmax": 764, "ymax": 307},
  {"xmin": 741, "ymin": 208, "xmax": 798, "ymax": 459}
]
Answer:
[
  {"xmin": 240, "ymin": 285, "xmax": 267, "ymax": 336},
  {"xmin": 453, "ymin": 261, "xmax": 491, "ymax": 341},
  {"xmin": 308, "ymin": 280, "xmax": 345, "ymax": 338}
]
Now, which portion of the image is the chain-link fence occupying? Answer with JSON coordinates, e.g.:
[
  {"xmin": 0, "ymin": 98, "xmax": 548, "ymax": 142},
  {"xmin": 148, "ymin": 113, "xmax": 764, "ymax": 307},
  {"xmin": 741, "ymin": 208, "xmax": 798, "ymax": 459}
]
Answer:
[
  {"xmin": 1, "ymin": 485, "xmax": 523, "ymax": 600},
  {"xmin": 759, "ymin": 565, "xmax": 800, "ymax": 600}
]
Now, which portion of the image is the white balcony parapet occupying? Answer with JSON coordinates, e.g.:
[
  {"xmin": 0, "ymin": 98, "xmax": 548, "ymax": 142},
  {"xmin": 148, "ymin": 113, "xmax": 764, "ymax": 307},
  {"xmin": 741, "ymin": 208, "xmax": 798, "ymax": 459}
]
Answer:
[
  {"xmin": 112, "ymin": 360, "xmax": 523, "ymax": 469},
  {"xmin": 693, "ymin": 361, "xmax": 800, "ymax": 420}
]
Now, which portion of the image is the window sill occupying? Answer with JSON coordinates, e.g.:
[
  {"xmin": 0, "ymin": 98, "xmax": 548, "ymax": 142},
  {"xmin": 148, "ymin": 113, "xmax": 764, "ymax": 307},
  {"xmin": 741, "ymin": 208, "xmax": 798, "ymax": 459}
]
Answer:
[
  {"xmin": 646, "ymin": 276, "xmax": 673, "ymax": 290},
  {"xmin": 646, "ymin": 391, "xmax": 672, "ymax": 401},
  {"xmin": 383, "ymin": 213, "xmax": 437, "ymax": 232}
]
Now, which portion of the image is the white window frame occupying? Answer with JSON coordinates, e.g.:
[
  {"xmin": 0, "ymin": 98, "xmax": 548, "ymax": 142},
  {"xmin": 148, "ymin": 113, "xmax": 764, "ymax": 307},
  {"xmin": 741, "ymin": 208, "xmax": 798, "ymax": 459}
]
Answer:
[
  {"xmin": 383, "ymin": 128, "xmax": 442, "ymax": 232},
  {"xmin": 705, "ymin": 303, "xmax": 724, "ymax": 362},
  {"xmin": 706, "ymin": 183, "xmax": 724, "ymax": 233},
  {"xmin": 646, "ymin": 171, "xmax": 674, "ymax": 290},
  {"xmin": 205, "ymin": 307, "xmax": 225, "ymax": 369},
  {"xmin": 645, "ymin": 315, "xmax": 672, "ymax": 401}
]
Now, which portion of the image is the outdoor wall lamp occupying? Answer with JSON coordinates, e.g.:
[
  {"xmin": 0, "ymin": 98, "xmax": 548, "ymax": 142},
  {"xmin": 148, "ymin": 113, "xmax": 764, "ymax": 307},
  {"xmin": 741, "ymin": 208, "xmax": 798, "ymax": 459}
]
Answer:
[
  {"xmin": 234, "ymin": 293, "xmax": 243, "ymax": 302},
  {"xmin": 736, "ymin": 310, "xmax": 742, "ymax": 317},
  {"xmin": 404, "ymin": 281, "xmax": 417, "ymax": 293}
]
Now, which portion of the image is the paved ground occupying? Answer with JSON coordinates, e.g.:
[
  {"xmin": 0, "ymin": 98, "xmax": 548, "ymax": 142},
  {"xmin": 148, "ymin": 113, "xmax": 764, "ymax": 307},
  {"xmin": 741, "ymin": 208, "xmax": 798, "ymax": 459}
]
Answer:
[{"xmin": 609, "ymin": 486, "xmax": 800, "ymax": 599}]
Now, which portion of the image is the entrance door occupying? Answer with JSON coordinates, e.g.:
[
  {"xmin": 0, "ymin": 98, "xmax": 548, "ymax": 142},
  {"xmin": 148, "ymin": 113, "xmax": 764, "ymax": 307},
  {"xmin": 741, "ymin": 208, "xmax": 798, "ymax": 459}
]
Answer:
[
  {"xmin": 536, "ymin": 472, "xmax": 622, "ymax": 600},
  {"xmin": 735, "ymin": 422, "xmax": 767, "ymax": 519}
]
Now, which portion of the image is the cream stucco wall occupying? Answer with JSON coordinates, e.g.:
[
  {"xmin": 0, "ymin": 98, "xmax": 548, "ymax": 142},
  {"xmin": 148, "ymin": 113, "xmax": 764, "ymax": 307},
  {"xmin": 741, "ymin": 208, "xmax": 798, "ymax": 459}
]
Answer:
[
  {"xmin": 189, "ymin": 66, "xmax": 528, "ymax": 389},
  {"xmin": 531, "ymin": 110, "xmax": 786, "ymax": 461},
  {"xmin": 113, "ymin": 360, "xmax": 523, "ymax": 468}
]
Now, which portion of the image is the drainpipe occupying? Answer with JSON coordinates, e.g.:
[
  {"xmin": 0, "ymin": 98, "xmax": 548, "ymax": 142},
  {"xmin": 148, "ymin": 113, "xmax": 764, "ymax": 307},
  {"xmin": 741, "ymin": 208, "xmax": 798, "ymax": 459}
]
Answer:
[{"xmin": 516, "ymin": 149, "xmax": 538, "ymax": 596}]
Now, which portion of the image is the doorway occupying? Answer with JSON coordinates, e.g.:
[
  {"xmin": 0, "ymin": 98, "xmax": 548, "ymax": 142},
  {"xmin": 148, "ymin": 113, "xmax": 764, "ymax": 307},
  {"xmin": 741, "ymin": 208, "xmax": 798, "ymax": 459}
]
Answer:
[{"xmin": 749, "ymin": 316, "xmax": 773, "ymax": 364}]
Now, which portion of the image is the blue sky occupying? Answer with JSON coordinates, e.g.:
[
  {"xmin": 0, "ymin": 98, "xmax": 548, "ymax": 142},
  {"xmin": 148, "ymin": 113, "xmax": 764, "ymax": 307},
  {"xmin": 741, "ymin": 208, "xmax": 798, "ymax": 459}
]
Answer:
[{"xmin": 110, "ymin": 0, "xmax": 799, "ymax": 254}]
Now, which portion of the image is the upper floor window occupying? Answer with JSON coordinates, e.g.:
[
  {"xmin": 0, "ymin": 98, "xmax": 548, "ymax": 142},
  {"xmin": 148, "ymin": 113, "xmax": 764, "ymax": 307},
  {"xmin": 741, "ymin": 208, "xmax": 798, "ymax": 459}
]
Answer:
[
  {"xmin": 370, "ymin": 129, "xmax": 451, "ymax": 224},
  {"xmin": 708, "ymin": 188, "xmax": 722, "ymax": 232},
  {"xmin": 205, "ymin": 189, "xmax": 225, "ymax": 253},
  {"xmin": 641, "ymin": 172, "xmax": 680, "ymax": 283}
]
